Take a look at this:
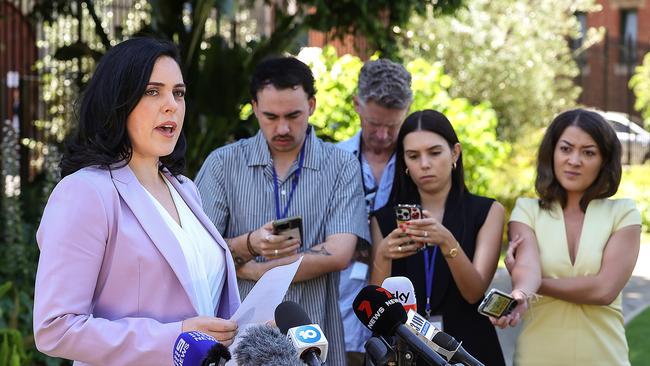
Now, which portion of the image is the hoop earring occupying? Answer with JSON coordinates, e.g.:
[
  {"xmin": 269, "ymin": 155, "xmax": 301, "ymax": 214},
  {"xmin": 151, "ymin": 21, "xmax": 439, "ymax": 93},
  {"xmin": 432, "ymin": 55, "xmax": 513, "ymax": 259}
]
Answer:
[
  {"xmin": 452, "ymin": 162, "xmax": 457, "ymax": 170},
  {"xmin": 405, "ymin": 168, "xmax": 409, "ymax": 175}
]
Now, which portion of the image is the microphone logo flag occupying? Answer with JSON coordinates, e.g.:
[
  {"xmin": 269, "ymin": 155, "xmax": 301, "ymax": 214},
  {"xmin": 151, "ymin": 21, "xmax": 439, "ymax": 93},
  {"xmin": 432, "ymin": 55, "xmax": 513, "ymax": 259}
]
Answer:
[
  {"xmin": 173, "ymin": 338, "xmax": 189, "ymax": 363},
  {"xmin": 295, "ymin": 325, "xmax": 322, "ymax": 344},
  {"xmin": 381, "ymin": 276, "xmax": 418, "ymax": 313},
  {"xmin": 287, "ymin": 324, "xmax": 329, "ymax": 362},
  {"xmin": 407, "ymin": 310, "xmax": 435, "ymax": 340}
]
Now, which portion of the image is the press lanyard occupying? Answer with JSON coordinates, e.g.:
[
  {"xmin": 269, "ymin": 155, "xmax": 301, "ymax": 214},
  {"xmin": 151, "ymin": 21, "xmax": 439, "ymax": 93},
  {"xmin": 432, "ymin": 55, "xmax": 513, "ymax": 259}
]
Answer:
[
  {"xmin": 423, "ymin": 246, "xmax": 439, "ymax": 317},
  {"xmin": 357, "ymin": 137, "xmax": 375, "ymax": 195},
  {"xmin": 272, "ymin": 130, "xmax": 309, "ymax": 220}
]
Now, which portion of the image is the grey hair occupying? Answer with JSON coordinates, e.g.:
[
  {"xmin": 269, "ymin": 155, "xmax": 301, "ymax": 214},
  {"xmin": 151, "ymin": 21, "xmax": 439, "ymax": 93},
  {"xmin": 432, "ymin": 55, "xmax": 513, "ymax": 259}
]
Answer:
[{"xmin": 358, "ymin": 59, "xmax": 413, "ymax": 110}]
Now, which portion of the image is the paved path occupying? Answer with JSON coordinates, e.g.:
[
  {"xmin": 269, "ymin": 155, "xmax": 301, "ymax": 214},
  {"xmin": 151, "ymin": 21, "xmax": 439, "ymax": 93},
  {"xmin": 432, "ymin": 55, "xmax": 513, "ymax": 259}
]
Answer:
[{"xmin": 491, "ymin": 244, "xmax": 650, "ymax": 366}]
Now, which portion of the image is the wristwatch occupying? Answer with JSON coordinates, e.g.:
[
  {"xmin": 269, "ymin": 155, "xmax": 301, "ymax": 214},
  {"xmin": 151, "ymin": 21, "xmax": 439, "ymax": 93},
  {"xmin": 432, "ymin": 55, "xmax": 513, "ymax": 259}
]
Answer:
[{"xmin": 443, "ymin": 242, "xmax": 459, "ymax": 258}]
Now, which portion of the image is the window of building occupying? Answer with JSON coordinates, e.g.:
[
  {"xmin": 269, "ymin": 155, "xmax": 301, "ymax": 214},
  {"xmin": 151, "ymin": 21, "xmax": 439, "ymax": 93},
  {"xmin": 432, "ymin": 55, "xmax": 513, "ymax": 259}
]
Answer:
[
  {"xmin": 620, "ymin": 9, "xmax": 638, "ymax": 65},
  {"xmin": 571, "ymin": 12, "xmax": 588, "ymax": 66}
]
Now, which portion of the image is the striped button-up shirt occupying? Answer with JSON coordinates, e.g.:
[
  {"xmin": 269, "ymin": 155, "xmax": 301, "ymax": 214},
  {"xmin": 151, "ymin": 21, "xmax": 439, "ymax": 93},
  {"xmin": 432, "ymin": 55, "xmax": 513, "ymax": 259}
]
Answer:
[{"xmin": 195, "ymin": 126, "xmax": 370, "ymax": 366}]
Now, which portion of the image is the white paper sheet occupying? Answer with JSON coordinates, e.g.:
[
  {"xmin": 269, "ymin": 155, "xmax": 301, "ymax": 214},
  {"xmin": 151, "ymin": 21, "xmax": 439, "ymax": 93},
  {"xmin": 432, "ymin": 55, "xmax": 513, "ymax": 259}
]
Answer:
[
  {"xmin": 226, "ymin": 256, "xmax": 303, "ymax": 365},
  {"xmin": 230, "ymin": 256, "xmax": 303, "ymax": 325}
]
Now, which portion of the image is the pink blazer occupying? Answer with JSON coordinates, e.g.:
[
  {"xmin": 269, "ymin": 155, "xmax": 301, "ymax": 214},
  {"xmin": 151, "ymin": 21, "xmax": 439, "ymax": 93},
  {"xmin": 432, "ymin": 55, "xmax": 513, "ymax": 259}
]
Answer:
[{"xmin": 33, "ymin": 164, "xmax": 241, "ymax": 366}]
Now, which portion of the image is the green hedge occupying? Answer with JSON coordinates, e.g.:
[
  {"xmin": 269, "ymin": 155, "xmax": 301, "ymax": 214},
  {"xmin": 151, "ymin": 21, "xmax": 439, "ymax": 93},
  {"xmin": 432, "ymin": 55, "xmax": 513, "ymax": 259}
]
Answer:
[{"xmin": 615, "ymin": 165, "xmax": 650, "ymax": 233}]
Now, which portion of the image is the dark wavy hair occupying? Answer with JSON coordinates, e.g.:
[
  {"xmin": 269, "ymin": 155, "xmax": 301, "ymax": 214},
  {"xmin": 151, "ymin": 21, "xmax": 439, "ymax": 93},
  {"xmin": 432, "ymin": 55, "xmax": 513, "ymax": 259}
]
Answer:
[
  {"xmin": 249, "ymin": 56, "xmax": 316, "ymax": 101},
  {"xmin": 536, "ymin": 108, "xmax": 622, "ymax": 212},
  {"xmin": 388, "ymin": 109, "xmax": 467, "ymax": 206},
  {"xmin": 60, "ymin": 37, "xmax": 186, "ymax": 178}
]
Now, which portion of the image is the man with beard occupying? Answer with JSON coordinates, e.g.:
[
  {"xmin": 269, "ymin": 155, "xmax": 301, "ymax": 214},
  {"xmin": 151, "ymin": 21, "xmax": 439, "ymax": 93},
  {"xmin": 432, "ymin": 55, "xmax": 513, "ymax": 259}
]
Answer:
[{"xmin": 196, "ymin": 56, "xmax": 369, "ymax": 366}]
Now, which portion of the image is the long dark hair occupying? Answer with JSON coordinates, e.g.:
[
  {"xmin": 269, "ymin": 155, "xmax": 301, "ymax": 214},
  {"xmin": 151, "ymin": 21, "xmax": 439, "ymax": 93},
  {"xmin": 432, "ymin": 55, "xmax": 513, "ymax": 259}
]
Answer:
[
  {"xmin": 60, "ymin": 37, "xmax": 186, "ymax": 178},
  {"xmin": 388, "ymin": 109, "xmax": 467, "ymax": 206},
  {"xmin": 536, "ymin": 108, "xmax": 622, "ymax": 211}
]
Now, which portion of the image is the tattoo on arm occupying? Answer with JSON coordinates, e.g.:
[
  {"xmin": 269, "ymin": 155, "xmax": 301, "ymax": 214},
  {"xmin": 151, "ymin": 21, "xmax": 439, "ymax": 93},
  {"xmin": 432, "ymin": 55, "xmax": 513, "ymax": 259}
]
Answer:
[
  {"xmin": 304, "ymin": 245, "xmax": 332, "ymax": 256},
  {"xmin": 226, "ymin": 238, "xmax": 249, "ymax": 268},
  {"xmin": 234, "ymin": 256, "xmax": 247, "ymax": 269}
]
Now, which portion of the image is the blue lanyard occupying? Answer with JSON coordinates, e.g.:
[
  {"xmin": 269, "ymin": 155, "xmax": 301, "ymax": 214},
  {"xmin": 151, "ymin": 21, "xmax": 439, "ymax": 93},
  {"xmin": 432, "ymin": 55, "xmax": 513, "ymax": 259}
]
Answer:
[
  {"xmin": 272, "ymin": 131, "xmax": 308, "ymax": 220},
  {"xmin": 423, "ymin": 246, "xmax": 439, "ymax": 317}
]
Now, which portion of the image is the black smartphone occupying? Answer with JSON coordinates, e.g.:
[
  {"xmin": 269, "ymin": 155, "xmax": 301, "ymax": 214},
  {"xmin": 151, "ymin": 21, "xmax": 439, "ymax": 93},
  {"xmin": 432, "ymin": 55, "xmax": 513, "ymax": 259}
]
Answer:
[
  {"xmin": 272, "ymin": 216, "xmax": 303, "ymax": 242},
  {"xmin": 477, "ymin": 288, "xmax": 517, "ymax": 318}
]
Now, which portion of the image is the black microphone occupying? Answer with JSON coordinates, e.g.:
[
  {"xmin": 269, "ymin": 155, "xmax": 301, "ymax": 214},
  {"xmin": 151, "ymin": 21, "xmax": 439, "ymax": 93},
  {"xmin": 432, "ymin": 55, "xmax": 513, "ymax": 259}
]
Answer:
[
  {"xmin": 364, "ymin": 336, "xmax": 396, "ymax": 366},
  {"xmin": 233, "ymin": 324, "xmax": 302, "ymax": 366},
  {"xmin": 406, "ymin": 310, "xmax": 484, "ymax": 366},
  {"xmin": 275, "ymin": 301, "xmax": 328, "ymax": 366},
  {"xmin": 172, "ymin": 331, "xmax": 230, "ymax": 366},
  {"xmin": 353, "ymin": 285, "xmax": 452, "ymax": 366}
]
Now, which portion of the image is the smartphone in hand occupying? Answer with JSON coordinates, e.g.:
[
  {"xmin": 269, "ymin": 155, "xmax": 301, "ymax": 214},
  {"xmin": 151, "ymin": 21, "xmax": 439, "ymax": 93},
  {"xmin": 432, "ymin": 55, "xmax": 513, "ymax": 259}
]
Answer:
[
  {"xmin": 272, "ymin": 216, "xmax": 303, "ymax": 243},
  {"xmin": 394, "ymin": 204, "xmax": 422, "ymax": 226},
  {"xmin": 393, "ymin": 204, "xmax": 424, "ymax": 249},
  {"xmin": 477, "ymin": 288, "xmax": 517, "ymax": 318}
]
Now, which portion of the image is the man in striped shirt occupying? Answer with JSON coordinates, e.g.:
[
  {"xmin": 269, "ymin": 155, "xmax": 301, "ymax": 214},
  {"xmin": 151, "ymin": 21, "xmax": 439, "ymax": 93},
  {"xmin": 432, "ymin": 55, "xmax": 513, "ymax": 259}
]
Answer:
[{"xmin": 195, "ymin": 56, "xmax": 369, "ymax": 366}]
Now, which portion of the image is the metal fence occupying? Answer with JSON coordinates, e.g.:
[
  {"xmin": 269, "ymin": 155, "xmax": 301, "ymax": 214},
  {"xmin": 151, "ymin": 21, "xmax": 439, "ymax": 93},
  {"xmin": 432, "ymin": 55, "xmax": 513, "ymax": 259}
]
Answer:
[
  {"xmin": 574, "ymin": 33, "xmax": 650, "ymax": 164},
  {"xmin": 1, "ymin": 0, "xmax": 146, "ymax": 183},
  {"xmin": 576, "ymin": 34, "xmax": 649, "ymax": 119}
]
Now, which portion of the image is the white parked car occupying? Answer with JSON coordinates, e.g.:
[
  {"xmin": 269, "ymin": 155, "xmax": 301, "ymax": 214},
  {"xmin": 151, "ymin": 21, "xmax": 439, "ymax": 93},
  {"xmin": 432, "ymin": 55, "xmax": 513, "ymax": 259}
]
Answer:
[{"xmin": 596, "ymin": 111, "xmax": 650, "ymax": 165}]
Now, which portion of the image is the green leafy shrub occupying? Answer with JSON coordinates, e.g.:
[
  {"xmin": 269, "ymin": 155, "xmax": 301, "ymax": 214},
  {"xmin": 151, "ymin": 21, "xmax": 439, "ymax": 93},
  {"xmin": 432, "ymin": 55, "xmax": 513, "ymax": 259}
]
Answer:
[
  {"xmin": 630, "ymin": 53, "xmax": 650, "ymax": 128},
  {"xmin": 300, "ymin": 47, "xmax": 511, "ymax": 196},
  {"xmin": 0, "ymin": 328, "xmax": 26, "ymax": 366},
  {"xmin": 407, "ymin": 58, "xmax": 510, "ymax": 196},
  {"xmin": 0, "ymin": 283, "xmax": 27, "ymax": 366},
  {"xmin": 299, "ymin": 46, "xmax": 363, "ymax": 142},
  {"xmin": 615, "ymin": 165, "xmax": 650, "ymax": 233},
  {"xmin": 400, "ymin": 0, "xmax": 601, "ymax": 139},
  {"xmin": 2, "ymin": 120, "xmax": 61, "ymax": 365}
]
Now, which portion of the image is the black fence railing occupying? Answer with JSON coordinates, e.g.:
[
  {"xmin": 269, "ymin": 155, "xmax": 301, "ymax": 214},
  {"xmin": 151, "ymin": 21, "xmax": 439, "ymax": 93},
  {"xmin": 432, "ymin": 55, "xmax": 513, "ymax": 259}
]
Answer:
[
  {"xmin": 575, "ymin": 33, "xmax": 650, "ymax": 119},
  {"xmin": 574, "ymin": 34, "xmax": 650, "ymax": 165},
  {"xmin": 1, "ymin": 0, "xmax": 143, "ymax": 184}
]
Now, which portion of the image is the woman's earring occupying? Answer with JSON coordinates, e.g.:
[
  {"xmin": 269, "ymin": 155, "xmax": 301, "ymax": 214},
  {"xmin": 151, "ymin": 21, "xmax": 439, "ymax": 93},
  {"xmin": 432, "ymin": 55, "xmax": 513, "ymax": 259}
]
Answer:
[
  {"xmin": 452, "ymin": 162, "xmax": 457, "ymax": 170},
  {"xmin": 405, "ymin": 168, "xmax": 409, "ymax": 175}
]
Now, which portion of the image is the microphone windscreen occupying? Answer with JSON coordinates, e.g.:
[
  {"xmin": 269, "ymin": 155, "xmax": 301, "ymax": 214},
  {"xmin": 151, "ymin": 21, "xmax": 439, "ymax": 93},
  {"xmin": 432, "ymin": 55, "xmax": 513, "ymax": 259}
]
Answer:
[
  {"xmin": 382, "ymin": 276, "xmax": 417, "ymax": 312},
  {"xmin": 352, "ymin": 285, "xmax": 407, "ymax": 336},
  {"xmin": 234, "ymin": 324, "xmax": 302, "ymax": 366},
  {"xmin": 275, "ymin": 301, "xmax": 312, "ymax": 334},
  {"xmin": 205, "ymin": 343, "xmax": 231, "ymax": 364}
]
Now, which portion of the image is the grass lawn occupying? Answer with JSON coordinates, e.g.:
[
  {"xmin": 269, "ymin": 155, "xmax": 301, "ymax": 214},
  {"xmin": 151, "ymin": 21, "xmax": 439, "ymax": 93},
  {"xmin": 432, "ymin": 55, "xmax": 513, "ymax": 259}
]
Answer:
[{"xmin": 627, "ymin": 306, "xmax": 650, "ymax": 366}]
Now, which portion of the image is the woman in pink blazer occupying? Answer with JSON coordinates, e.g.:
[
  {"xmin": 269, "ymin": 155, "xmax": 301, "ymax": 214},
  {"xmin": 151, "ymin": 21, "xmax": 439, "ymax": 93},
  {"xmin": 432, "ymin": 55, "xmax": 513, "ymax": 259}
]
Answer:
[{"xmin": 33, "ymin": 38, "xmax": 240, "ymax": 366}]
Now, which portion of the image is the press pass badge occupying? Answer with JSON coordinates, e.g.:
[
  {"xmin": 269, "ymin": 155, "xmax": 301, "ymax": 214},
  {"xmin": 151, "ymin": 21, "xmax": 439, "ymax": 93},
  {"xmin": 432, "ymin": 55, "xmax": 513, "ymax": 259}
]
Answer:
[
  {"xmin": 427, "ymin": 314, "xmax": 444, "ymax": 331},
  {"xmin": 349, "ymin": 262, "xmax": 369, "ymax": 280}
]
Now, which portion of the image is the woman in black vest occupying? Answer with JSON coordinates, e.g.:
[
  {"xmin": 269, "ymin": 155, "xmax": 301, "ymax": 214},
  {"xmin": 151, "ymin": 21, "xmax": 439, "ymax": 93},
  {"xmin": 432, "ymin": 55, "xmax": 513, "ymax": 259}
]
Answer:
[{"xmin": 370, "ymin": 109, "xmax": 506, "ymax": 365}]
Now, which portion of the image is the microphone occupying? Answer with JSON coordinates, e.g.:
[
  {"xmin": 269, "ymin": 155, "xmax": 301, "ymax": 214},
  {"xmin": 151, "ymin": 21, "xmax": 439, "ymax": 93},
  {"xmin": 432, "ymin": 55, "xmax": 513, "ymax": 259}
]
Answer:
[
  {"xmin": 364, "ymin": 336, "xmax": 396, "ymax": 366},
  {"xmin": 233, "ymin": 324, "xmax": 302, "ymax": 366},
  {"xmin": 353, "ymin": 285, "xmax": 451, "ymax": 366},
  {"xmin": 382, "ymin": 276, "xmax": 417, "ymax": 313},
  {"xmin": 172, "ymin": 331, "xmax": 231, "ymax": 366},
  {"xmin": 275, "ymin": 301, "xmax": 328, "ymax": 366},
  {"xmin": 406, "ymin": 310, "xmax": 484, "ymax": 366}
]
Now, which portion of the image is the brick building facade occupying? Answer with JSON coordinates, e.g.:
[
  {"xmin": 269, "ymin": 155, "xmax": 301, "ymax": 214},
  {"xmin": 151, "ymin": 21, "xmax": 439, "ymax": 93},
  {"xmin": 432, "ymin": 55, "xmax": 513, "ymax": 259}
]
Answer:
[{"xmin": 577, "ymin": 0, "xmax": 650, "ymax": 117}]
